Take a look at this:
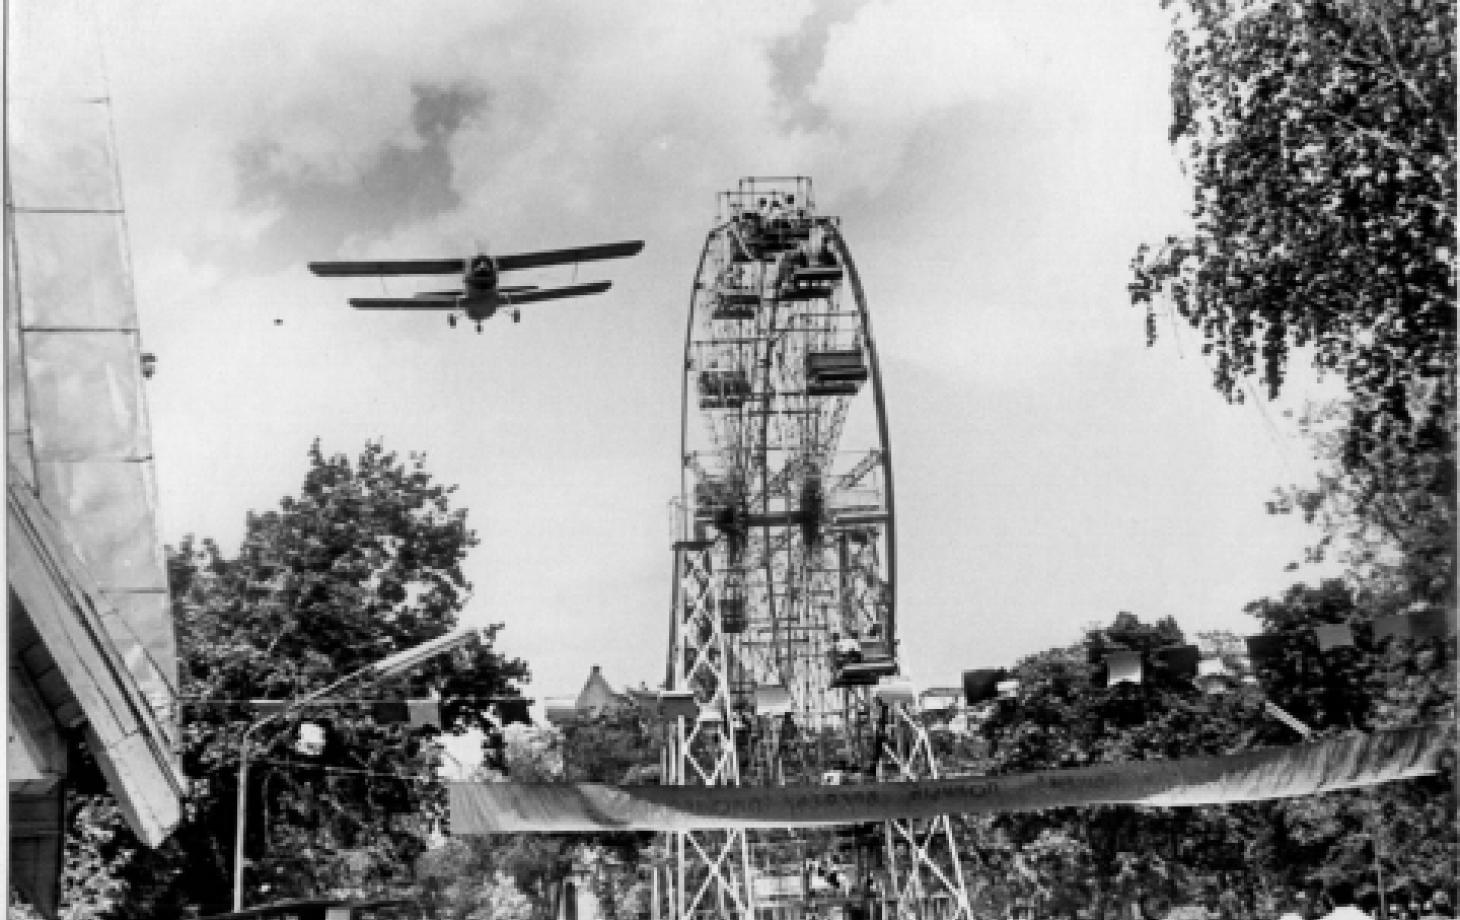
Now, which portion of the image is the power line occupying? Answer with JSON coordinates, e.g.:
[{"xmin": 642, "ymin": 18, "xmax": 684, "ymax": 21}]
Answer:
[
  {"xmin": 179, "ymin": 695, "xmax": 530, "ymax": 706},
  {"xmin": 250, "ymin": 756, "xmax": 440, "ymax": 783}
]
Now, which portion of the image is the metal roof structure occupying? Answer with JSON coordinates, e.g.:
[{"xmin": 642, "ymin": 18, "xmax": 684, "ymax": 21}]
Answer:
[{"xmin": 7, "ymin": 0, "xmax": 185, "ymax": 912}]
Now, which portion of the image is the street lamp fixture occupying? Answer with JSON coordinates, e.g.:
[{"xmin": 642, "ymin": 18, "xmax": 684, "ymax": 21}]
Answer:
[{"xmin": 231, "ymin": 627, "xmax": 480, "ymax": 911}]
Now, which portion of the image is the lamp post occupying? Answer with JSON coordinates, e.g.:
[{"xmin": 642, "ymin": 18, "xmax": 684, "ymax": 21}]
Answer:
[{"xmin": 232, "ymin": 627, "xmax": 479, "ymax": 911}]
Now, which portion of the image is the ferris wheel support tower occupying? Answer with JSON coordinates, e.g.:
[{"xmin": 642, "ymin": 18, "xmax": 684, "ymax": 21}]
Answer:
[{"xmin": 663, "ymin": 178, "xmax": 973, "ymax": 920}]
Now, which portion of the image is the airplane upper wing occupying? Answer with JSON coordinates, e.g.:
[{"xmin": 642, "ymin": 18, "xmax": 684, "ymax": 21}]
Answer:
[
  {"xmin": 309, "ymin": 258, "xmax": 466, "ymax": 277},
  {"xmin": 502, "ymin": 281, "xmax": 613, "ymax": 304},
  {"xmin": 494, "ymin": 240, "xmax": 644, "ymax": 273}
]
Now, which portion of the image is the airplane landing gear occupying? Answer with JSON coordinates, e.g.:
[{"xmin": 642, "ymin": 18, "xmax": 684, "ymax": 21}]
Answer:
[
  {"xmin": 512, "ymin": 309, "xmax": 521, "ymax": 323},
  {"xmin": 448, "ymin": 314, "xmax": 457, "ymax": 328},
  {"xmin": 475, "ymin": 322, "xmax": 484, "ymax": 334}
]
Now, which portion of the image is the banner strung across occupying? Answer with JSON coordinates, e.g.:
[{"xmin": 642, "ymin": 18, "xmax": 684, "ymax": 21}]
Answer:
[{"xmin": 449, "ymin": 723, "xmax": 1454, "ymax": 834}]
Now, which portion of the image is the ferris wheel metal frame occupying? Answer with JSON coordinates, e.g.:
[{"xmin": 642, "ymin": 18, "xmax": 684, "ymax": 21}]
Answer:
[{"xmin": 663, "ymin": 177, "xmax": 974, "ymax": 920}]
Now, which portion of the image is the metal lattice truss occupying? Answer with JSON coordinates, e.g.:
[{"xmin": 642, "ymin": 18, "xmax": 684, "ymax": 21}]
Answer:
[
  {"xmin": 665, "ymin": 178, "xmax": 969, "ymax": 920},
  {"xmin": 668, "ymin": 546, "xmax": 737, "ymax": 786},
  {"xmin": 880, "ymin": 705, "xmax": 975, "ymax": 920}
]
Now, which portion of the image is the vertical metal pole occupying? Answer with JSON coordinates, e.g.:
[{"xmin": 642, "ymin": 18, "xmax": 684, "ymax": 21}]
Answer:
[
  {"xmin": 676, "ymin": 831, "xmax": 687, "ymax": 920},
  {"xmin": 1370, "ymin": 800, "xmax": 1387, "ymax": 920},
  {"xmin": 232, "ymin": 732, "xmax": 252, "ymax": 912}
]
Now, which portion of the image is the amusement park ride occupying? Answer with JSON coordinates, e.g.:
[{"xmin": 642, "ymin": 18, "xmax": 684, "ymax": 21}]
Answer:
[
  {"xmin": 662, "ymin": 177, "xmax": 972, "ymax": 920},
  {"xmin": 307, "ymin": 240, "xmax": 644, "ymax": 331},
  {"xmin": 309, "ymin": 179, "xmax": 970, "ymax": 920}
]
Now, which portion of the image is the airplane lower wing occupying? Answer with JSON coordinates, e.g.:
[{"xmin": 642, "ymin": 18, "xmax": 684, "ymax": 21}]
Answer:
[
  {"xmin": 311, "ymin": 258, "xmax": 466, "ymax": 277},
  {"xmin": 495, "ymin": 240, "xmax": 644, "ymax": 272},
  {"xmin": 349, "ymin": 297, "xmax": 457, "ymax": 310},
  {"xmin": 503, "ymin": 281, "xmax": 613, "ymax": 304}
]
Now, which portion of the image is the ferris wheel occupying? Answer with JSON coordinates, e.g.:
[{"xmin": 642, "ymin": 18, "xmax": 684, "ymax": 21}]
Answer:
[{"xmin": 664, "ymin": 178, "xmax": 973, "ymax": 920}]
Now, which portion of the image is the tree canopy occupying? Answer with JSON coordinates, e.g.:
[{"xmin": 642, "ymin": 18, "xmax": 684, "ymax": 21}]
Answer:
[
  {"xmin": 1130, "ymin": 0, "xmax": 1456, "ymax": 490},
  {"xmin": 943, "ymin": 600, "xmax": 1455, "ymax": 920},
  {"xmin": 81, "ymin": 441, "xmax": 530, "ymax": 917},
  {"xmin": 418, "ymin": 717, "xmax": 658, "ymax": 920}
]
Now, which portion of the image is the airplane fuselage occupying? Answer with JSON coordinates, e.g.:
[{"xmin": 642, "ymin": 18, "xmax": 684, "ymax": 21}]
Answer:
[
  {"xmin": 459, "ymin": 291, "xmax": 500, "ymax": 321},
  {"xmin": 461, "ymin": 257, "xmax": 500, "ymax": 320}
]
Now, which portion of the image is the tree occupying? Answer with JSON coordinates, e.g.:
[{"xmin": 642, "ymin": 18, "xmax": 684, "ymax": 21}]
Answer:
[
  {"xmin": 1268, "ymin": 399, "xmax": 1455, "ymax": 606},
  {"xmin": 1126, "ymin": 10, "xmax": 1459, "ymax": 893},
  {"xmin": 1241, "ymin": 579, "xmax": 1457, "ymax": 899},
  {"xmin": 554, "ymin": 709, "xmax": 658, "ymax": 919},
  {"xmin": 425, "ymin": 717, "xmax": 659, "ymax": 920},
  {"xmin": 559, "ymin": 707, "xmax": 659, "ymax": 785},
  {"xmin": 95, "ymin": 440, "xmax": 529, "ymax": 917},
  {"xmin": 948, "ymin": 603, "xmax": 1456, "ymax": 918},
  {"xmin": 1130, "ymin": 0, "xmax": 1456, "ymax": 497},
  {"xmin": 952, "ymin": 613, "xmax": 1272, "ymax": 920}
]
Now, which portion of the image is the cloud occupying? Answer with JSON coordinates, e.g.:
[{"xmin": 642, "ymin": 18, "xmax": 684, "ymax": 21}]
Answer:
[
  {"xmin": 816, "ymin": 1, "xmax": 1032, "ymax": 112},
  {"xmin": 107, "ymin": 1, "xmax": 1072, "ymax": 270},
  {"xmin": 768, "ymin": 0, "xmax": 869, "ymax": 130},
  {"xmin": 799, "ymin": 0, "xmax": 1037, "ymax": 192},
  {"xmin": 232, "ymin": 82, "xmax": 488, "ymax": 267},
  {"xmin": 104, "ymin": 1, "xmax": 821, "ymax": 264}
]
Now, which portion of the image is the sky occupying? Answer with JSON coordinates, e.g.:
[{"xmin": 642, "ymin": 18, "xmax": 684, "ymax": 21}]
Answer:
[{"xmin": 75, "ymin": 0, "xmax": 1340, "ymax": 713}]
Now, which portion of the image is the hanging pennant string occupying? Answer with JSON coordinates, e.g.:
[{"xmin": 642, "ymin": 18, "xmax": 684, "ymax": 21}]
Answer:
[{"xmin": 249, "ymin": 756, "xmax": 445, "ymax": 784}]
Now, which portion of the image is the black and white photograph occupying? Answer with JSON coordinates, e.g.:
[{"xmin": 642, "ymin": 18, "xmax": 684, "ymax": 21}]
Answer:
[{"xmin": 5, "ymin": 1, "xmax": 1454, "ymax": 918}]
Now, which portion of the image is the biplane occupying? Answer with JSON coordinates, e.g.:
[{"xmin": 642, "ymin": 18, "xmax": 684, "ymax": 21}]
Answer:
[{"xmin": 308, "ymin": 240, "xmax": 644, "ymax": 331}]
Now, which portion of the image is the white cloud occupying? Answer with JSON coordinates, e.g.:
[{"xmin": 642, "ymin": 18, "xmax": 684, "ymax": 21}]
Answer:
[
  {"xmin": 801, "ymin": 1, "xmax": 1036, "ymax": 191},
  {"xmin": 816, "ymin": 1, "xmax": 1032, "ymax": 114}
]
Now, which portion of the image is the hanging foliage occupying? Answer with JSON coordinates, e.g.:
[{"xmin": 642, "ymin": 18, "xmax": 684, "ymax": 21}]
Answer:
[{"xmin": 1130, "ymin": 0, "xmax": 1456, "ymax": 490}]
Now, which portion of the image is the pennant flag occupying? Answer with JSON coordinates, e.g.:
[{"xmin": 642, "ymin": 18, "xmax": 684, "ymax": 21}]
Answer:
[
  {"xmin": 659, "ymin": 691, "xmax": 700, "ymax": 721},
  {"xmin": 407, "ymin": 699, "xmax": 441, "ymax": 729},
  {"xmin": 874, "ymin": 677, "xmax": 916, "ymax": 705},
  {"xmin": 1245, "ymin": 634, "xmax": 1286, "ymax": 667},
  {"xmin": 497, "ymin": 699, "xmax": 532, "ymax": 725},
  {"xmin": 962, "ymin": 669, "xmax": 1006, "ymax": 705},
  {"xmin": 1407, "ymin": 607, "xmax": 1453, "ymax": 640},
  {"xmin": 1195, "ymin": 658, "xmax": 1239, "ymax": 695},
  {"xmin": 1313, "ymin": 623, "xmax": 1356, "ymax": 652},
  {"xmin": 544, "ymin": 697, "xmax": 580, "ymax": 724},
  {"xmin": 919, "ymin": 687, "xmax": 964, "ymax": 711},
  {"xmin": 1371, "ymin": 607, "xmax": 1455, "ymax": 642},
  {"xmin": 1153, "ymin": 645, "xmax": 1200, "ymax": 678},
  {"xmin": 371, "ymin": 700, "xmax": 410, "ymax": 723},
  {"xmin": 294, "ymin": 721, "xmax": 330, "ymax": 757},
  {"xmin": 1373, "ymin": 614, "xmax": 1411, "ymax": 642},
  {"xmin": 755, "ymin": 684, "xmax": 794, "ymax": 716},
  {"xmin": 1106, "ymin": 650, "xmax": 1144, "ymax": 686},
  {"xmin": 627, "ymin": 689, "xmax": 661, "ymax": 720}
]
